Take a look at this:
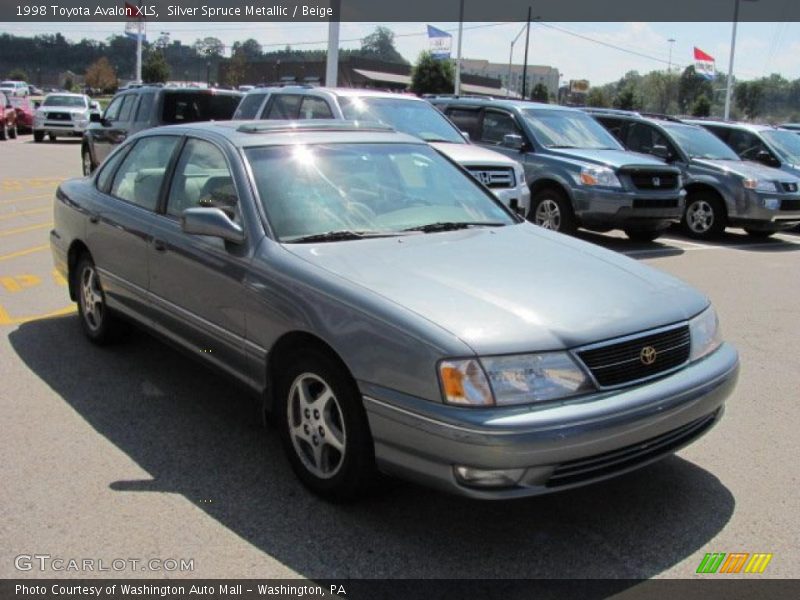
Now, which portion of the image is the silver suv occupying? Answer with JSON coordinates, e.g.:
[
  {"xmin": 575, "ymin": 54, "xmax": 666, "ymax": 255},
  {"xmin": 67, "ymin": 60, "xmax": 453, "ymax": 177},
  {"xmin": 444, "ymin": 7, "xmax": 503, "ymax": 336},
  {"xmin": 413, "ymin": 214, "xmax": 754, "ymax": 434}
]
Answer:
[{"xmin": 233, "ymin": 87, "xmax": 530, "ymax": 215}]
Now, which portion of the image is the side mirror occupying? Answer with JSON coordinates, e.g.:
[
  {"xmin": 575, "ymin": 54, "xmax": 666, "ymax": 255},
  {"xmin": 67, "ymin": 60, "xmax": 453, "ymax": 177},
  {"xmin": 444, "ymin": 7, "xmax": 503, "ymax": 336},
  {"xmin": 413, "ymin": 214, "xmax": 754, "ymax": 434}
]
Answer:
[
  {"xmin": 90, "ymin": 112, "xmax": 102, "ymax": 123},
  {"xmin": 756, "ymin": 149, "xmax": 779, "ymax": 167},
  {"xmin": 33, "ymin": 101, "xmax": 41, "ymax": 109},
  {"xmin": 651, "ymin": 144, "xmax": 672, "ymax": 161},
  {"xmin": 181, "ymin": 207, "xmax": 245, "ymax": 244},
  {"xmin": 461, "ymin": 130, "xmax": 470, "ymax": 141},
  {"xmin": 502, "ymin": 133, "xmax": 525, "ymax": 151}
]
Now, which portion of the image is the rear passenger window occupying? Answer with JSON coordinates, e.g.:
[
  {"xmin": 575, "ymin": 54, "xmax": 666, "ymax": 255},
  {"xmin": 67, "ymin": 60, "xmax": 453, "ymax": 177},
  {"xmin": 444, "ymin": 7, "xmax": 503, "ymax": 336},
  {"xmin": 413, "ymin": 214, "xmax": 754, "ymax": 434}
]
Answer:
[
  {"xmin": 480, "ymin": 111, "xmax": 520, "ymax": 145},
  {"xmin": 95, "ymin": 146, "xmax": 131, "ymax": 192},
  {"xmin": 265, "ymin": 95, "xmax": 302, "ymax": 119},
  {"xmin": 167, "ymin": 139, "xmax": 239, "ymax": 221},
  {"xmin": 117, "ymin": 95, "xmax": 137, "ymax": 122},
  {"xmin": 103, "ymin": 96, "xmax": 124, "ymax": 122},
  {"xmin": 299, "ymin": 96, "xmax": 333, "ymax": 119},
  {"xmin": 109, "ymin": 136, "xmax": 181, "ymax": 211},
  {"xmin": 234, "ymin": 92, "xmax": 268, "ymax": 119},
  {"xmin": 447, "ymin": 108, "xmax": 480, "ymax": 139},
  {"xmin": 625, "ymin": 123, "xmax": 669, "ymax": 155},
  {"xmin": 134, "ymin": 92, "xmax": 155, "ymax": 122}
]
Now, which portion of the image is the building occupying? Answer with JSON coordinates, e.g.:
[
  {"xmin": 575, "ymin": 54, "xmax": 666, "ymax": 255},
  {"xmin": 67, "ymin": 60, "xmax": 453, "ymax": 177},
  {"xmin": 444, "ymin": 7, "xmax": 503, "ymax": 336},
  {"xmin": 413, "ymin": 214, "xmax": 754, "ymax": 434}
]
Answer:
[{"xmin": 460, "ymin": 59, "xmax": 559, "ymax": 99}]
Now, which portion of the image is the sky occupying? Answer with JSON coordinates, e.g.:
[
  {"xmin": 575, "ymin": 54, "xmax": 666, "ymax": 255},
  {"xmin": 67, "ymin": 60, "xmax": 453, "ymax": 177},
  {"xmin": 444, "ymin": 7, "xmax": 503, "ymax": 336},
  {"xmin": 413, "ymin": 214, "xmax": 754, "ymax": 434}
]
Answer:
[{"xmin": 1, "ymin": 21, "xmax": 798, "ymax": 85}]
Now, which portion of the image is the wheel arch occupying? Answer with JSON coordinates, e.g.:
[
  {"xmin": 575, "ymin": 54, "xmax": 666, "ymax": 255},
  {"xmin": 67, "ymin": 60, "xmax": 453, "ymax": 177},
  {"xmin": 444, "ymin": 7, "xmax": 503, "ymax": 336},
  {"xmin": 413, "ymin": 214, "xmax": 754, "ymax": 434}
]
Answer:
[
  {"xmin": 684, "ymin": 182, "xmax": 729, "ymax": 217},
  {"xmin": 66, "ymin": 240, "xmax": 91, "ymax": 301}
]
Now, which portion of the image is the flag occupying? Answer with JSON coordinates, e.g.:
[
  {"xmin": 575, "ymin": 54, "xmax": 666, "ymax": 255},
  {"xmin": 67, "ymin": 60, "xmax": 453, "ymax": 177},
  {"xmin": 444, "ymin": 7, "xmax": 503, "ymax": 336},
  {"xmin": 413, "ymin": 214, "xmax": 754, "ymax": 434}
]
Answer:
[
  {"xmin": 694, "ymin": 47, "xmax": 716, "ymax": 80},
  {"xmin": 124, "ymin": 21, "xmax": 146, "ymax": 41},
  {"xmin": 427, "ymin": 25, "xmax": 452, "ymax": 60}
]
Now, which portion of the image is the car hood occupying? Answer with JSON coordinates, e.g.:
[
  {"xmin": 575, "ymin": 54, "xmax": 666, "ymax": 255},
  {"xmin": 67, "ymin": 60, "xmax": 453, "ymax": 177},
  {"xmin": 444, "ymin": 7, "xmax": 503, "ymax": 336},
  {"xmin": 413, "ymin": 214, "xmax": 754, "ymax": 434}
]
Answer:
[
  {"xmin": 548, "ymin": 148, "xmax": 672, "ymax": 169},
  {"xmin": 38, "ymin": 106, "xmax": 87, "ymax": 113},
  {"xmin": 284, "ymin": 224, "xmax": 708, "ymax": 355},
  {"xmin": 430, "ymin": 142, "xmax": 521, "ymax": 168},
  {"xmin": 692, "ymin": 158, "xmax": 796, "ymax": 182}
]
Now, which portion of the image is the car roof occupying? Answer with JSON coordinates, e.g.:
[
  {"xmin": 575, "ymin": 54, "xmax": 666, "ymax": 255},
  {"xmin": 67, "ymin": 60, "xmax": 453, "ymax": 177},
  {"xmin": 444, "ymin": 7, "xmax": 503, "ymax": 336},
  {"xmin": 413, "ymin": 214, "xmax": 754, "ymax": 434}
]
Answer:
[
  {"xmin": 682, "ymin": 118, "xmax": 777, "ymax": 133},
  {"xmin": 429, "ymin": 97, "xmax": 575, "ymax": 112},
  {"xmin": 143, "ymin": 119, "xmax": 426, "ymax": 148},
  {"xmin": 242, "ymin": 86, "xmax": 426, "ymax": 103}
]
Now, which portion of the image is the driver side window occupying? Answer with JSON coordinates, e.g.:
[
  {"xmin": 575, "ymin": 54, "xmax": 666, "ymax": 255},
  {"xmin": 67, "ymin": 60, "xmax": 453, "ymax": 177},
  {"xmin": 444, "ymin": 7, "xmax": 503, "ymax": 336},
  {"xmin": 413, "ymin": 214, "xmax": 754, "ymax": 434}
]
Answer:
[
  {"xmin": 480, "ymin": 111, "xmax": 520, "ymax": 145},
  {"xmin": 103, "ymin": 96, "xmax": 124, "ymax": 122}
]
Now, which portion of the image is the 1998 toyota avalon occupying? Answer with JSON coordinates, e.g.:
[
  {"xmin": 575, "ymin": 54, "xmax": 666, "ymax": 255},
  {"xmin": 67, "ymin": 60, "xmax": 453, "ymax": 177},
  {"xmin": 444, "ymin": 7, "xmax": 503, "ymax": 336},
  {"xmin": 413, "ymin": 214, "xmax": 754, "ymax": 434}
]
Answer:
[{"xmin": 50, "ymin": 120, "xmax": 739, "ymax": 501}]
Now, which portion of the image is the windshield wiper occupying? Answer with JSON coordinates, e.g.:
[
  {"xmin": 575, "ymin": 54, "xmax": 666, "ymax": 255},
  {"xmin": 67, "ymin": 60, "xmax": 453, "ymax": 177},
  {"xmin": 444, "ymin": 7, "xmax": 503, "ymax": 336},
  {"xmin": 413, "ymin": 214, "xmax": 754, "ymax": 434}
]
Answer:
[
  {"xmin": 402, "ymin": 221, "xmax": 506, "ymax": 233},
  {"xmin": 285, "ymin": 230, "xmax": 397, "ymax": 243},
  {"xmin": 547, "ymin": 144, "xmax": 581, "ymax": 149}
]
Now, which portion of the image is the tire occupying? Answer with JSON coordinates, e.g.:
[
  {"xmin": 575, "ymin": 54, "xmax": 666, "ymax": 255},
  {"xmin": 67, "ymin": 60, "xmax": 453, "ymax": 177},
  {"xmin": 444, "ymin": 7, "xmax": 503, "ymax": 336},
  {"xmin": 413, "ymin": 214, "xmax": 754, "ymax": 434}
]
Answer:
[
  {"xmin": 8, "ymin": 123, "xmax": 17, "ymax": 139},
  {"xmin": 744, "ymin": 228, "xmax": 776, "ymax": 239},
  {"xmin": 276, "ymin": 349, "xmax": 375, "ymax": 501},
  {"xmin": 74, "ymin": 254, "xmax": 124, "ymax": 345},
  {"xmin": 82, "ymin": 147, "xmax": 96, "ymax": 176},
  {"xmin": 682, "ymin": 193, "xmax": 727, "ymax": 239},
  {"xmin": 33, "ymin": 130, "xmax": 44, "ymax": 143},
  {"xmin": 0, "ymin": 122, "xmax": 6, "ymax": 141},
  {"xmin": 529, "ymin": 187, "xmax": 577, "ymax": 235},
  {"xmin": 624, "ymin": 228, "xmax": 663, "ymax": 242},
  {"xmin": 49, "ymin": 133, "xmax": 57, "ymax": 142}
]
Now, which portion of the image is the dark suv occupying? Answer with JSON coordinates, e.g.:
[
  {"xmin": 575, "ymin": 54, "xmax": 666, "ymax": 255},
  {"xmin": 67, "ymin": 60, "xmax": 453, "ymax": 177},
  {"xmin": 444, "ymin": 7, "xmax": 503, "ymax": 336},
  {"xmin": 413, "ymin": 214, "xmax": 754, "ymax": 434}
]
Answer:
[
  {"xmin": 430, "ymin": 98, "xmax": 683, "ymax": 241},
  {"xmin": 588, "ymin": 110, "xmax": 800, "ymax": 238},
  {"xmin": 81, "ymin": 86, "xmax": 241, "ymax": 175}
]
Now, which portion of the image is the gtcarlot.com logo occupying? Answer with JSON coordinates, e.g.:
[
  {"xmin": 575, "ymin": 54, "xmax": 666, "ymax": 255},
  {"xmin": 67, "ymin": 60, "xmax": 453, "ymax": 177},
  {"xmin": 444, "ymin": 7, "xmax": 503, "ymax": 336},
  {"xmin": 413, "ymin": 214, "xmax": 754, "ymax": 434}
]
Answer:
[
  {"xmin": 14, "ymin": 554, "xmax": 194, "ymax": 573},
  {"xmin": 696, "ymin": 552, "xmax": 773, "ymax": 574}
]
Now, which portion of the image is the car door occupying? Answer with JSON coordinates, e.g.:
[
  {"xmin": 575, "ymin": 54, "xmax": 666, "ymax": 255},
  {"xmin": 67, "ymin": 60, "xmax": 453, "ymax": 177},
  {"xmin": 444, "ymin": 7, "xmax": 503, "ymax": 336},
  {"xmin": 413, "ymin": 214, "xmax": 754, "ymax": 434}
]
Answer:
[
  {"xmin": 92, "ymin": 93, "xmax": 137, "ymax": 163},
  {"xmin": 233, "ymin": 91, "xmax": 270, "ymax": 119},
  {"xmin": 147, "ymin": 136, "xmax": 252, "ymax": 384},
  {"xmin": 86, "ymin": 134, "xmax": 182, "ymax": 321},
  {"xmin": 476, "ymin": 108, "xmax": 541, "ymax": 178}
]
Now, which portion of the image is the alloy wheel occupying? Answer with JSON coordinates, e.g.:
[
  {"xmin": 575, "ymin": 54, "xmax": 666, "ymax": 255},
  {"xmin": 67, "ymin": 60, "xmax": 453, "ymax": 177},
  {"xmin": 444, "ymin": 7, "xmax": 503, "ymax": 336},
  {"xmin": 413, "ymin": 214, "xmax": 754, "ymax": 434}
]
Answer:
[
  {"xmin": 80, "ymin": 265, "xmax": 105, "ymax": 332},
  {"xmin": 535, "ymin": 198, "xmax": 562, "ymax": 231},
  {"xmin": 82, "ymin": 151, "xmax": 93, "ymax": 176},
  {"xmin": 686, "ymin": 200, "xmax": 714, "ymax": 234}
]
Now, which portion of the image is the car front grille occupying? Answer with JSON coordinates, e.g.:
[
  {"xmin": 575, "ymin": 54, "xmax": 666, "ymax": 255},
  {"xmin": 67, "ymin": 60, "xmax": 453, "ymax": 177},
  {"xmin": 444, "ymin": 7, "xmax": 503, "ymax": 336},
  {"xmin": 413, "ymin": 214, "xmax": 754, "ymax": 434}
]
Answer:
[
  {"xmin": 576, "ymin": 324, "xmax": 691, "ymax": 388},
  {"xmin": 780, "ymin": 199, "xmax": 800, "ymax": 210},
  {"xmin": 627, "ymin": 171, "xmax": 680, "ymax": 191},
  {"xmin": 632, "ymin": 198, "xmax": 680, "ymax": 209},
  {"xmin": 780, "ymin": 182, "xmax": 799, "ymax": 193},
  {"xmin": 467, "ymin": 167, "xmax": 515, "ymax": 189},
  {"xmin": 46, "ymin": 112, "xmax": 71, "ymax": 121},
  {"xmin": 546, "ymin": 410, "xmax": 719, "ymax": 488}
]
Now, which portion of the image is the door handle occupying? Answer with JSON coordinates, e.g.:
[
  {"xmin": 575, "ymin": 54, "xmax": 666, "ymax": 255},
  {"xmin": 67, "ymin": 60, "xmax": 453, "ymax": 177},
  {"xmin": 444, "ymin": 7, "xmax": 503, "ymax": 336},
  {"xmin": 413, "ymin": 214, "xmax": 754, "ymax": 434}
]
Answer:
[{"xmin": 153, "ymin": 239, "xmax": 166, "ymax": 252}]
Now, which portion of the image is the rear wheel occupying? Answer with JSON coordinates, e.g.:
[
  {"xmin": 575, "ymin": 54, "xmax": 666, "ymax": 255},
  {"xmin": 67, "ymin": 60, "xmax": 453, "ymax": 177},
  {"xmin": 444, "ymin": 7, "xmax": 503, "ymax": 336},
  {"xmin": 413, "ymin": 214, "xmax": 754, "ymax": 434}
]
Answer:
[
  {"xmin": 49, "ymin": 133, "xmax": 57, "ymax": 142},
  {"xmin": 8, "ymin": 123, "xmax": 17, "ymax": 139},
  {"xmin": 276, "ymin": 349, "xmax": 375, "ymax": 501},
  {"xmin": 682, "ymin": 193, "xmax": 726, "ymax": 239},
  {"xmin": 624, "ymin": 228, "xmax": 663, "ymax": 242},
  {"xmin": 530, "ymin": 188, "xmax": 577, "ymax": 235},
  {"xmin": 33, "ymin": 130, "xmax": 44, "ymax": 143},
  {"xmin": 74, "ymin": 255, "xmax": 125, "ymax": 345},
  {"xmin": 0, "ymin": 122, "xmax": 7, "ymax": 141}
]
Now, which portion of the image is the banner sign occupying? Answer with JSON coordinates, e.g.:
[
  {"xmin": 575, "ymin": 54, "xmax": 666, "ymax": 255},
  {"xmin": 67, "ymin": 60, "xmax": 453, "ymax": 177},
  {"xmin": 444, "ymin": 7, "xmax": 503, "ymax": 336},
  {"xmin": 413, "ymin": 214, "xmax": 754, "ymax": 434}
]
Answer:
[
  {"xmin": 427, "ymin": 25, "xmax": 452, "ymax": 60},
  {"xmin": 694, "ymin": 47, "xmax": 716, "ymax": 80}
]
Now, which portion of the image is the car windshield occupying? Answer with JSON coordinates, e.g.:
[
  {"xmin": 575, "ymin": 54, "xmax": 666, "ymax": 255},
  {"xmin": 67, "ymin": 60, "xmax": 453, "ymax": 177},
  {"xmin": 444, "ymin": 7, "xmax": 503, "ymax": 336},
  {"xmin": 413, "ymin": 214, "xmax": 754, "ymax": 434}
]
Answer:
[
  {"xmin": 340, "ymin": 97, "xmax": 465, "ymax": 144},
  {"xmin": 245, "ymin": 142, "xmax": 514, "ymax": 242},
  {"xmin": 762, "ymin": 129, "xmax": 800, "ymax": 164},
  {"xmin": 43, "ymin": 95, "xmax": 87, "ymax": 108},
  {"xmin": 662, "ymin": 123, "xmax": 739, "ymax": 160},
  {"xmin": 521, "ymin": 108, "xmax": 623, "ymax": 149}
]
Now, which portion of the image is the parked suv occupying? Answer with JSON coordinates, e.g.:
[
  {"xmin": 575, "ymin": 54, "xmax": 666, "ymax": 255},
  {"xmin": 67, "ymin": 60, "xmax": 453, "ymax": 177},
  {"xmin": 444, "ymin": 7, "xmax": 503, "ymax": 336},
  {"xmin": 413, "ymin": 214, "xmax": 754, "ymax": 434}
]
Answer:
[
  {"xmin": 431, "ymin": 98, "xmax": 684, "ymax": 241},
  {"xmin": 684, "ymin": 119, "xmax": 800, "ymax": 179},
  {"xmin": 588, "ymin": 110, "xmax": 800, "ymax": 238},
  {"xmin": 0, "ymin": 91, "xmax": 18, "ymax": 140},
  {"xmin": 233, "ymin": 87, "xmax": 530, "ymax": 213},
  {"xmin": 82, "ymin": 85, "xmax": 242, "ymax": 175},
  {"xmin": 32, "ymin": 93, "xmax": 99, "ymax": 142},
  {"xmin": 0, "ymin": 80, "xmax": 29, "ymax": 97}
]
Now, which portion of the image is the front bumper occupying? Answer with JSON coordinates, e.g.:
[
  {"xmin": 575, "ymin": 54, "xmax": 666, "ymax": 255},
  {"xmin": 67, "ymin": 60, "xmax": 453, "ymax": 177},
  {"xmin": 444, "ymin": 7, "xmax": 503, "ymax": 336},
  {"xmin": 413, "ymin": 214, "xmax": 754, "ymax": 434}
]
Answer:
[
  {"xmin": 34, "ymin": 121, "xmax": 88, "ymax": 136},
  {"xmin": 493, "ymin": 184, "xmax": 531, "ymax": 216},
  {"xmin": 362, "ymin": 342, "xmax": 738, "ymax": 499},
  {"xmin": 729, "ymin": 190, "xmax": 800, "ymax": 228},
  {"xmin": 572, "ymin": 186, "xmax": 685, "ymax": 226}
]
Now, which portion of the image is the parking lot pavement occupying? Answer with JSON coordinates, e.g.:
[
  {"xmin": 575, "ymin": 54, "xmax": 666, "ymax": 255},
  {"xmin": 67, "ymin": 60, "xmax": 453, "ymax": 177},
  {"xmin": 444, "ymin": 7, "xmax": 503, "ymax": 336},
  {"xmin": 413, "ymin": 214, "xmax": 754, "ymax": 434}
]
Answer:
[{"xmin": 1, "ymin": 140, "xmax": 798, "ymax": 581}]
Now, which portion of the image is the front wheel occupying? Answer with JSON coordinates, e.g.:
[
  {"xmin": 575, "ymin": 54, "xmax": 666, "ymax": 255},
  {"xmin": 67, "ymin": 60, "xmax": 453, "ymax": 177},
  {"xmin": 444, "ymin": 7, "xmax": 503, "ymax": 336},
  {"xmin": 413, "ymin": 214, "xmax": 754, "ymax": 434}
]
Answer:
[
  {"xmin": 8, "ymin": 123, "xmax": 17, "ymax": 139},
  {"xmin": 48, "ymin": 133, "xmax": 57, "ymax": 142},
  {"xmin": 277, "ymin": 350, "xmax": 375, "ymax": 501},
  {"xmin": 0, "ymin": 122, "xmax": 7, "ymax": 141},
  {"xmin": 33, "ymin": 130, "xmax": 44, "ymax": 143},
  {"xmin": 682, "ymin": 194, "xmax": 726, "ymax": 239},
  {"xmin": 529, "ymin": 188, "xmax": 577, "ymax": 235},
  {"xmin": 624, "ymin": 228, "xmax": 663, "ymax": 242}
]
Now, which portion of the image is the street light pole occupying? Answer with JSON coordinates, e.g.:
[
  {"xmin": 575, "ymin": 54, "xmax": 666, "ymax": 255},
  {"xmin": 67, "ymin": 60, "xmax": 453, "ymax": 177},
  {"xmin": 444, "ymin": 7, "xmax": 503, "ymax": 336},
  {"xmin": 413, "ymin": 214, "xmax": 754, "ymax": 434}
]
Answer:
[
  {"xmin": 454, "ymin": 0, "xmax": 465, "ymax": 96},
  {"xmin": 507, "ymin": 23, "xmax": 528, "ymax": 98},
  {"xmin": 724, "ymin": 0, "xmax": 756, "ymax": 120},
  {"xmin": 667, "ymin": 38, "xmax": 675, "ymax": 73},
  {"xmin": 521, "ymin": 6, "xmax": 532, "ymax": 100}
]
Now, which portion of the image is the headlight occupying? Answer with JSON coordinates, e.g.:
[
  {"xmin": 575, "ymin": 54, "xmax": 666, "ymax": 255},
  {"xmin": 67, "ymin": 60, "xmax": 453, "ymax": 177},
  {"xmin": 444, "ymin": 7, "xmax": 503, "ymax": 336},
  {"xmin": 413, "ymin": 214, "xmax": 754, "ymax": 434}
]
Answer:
[
  {"xmin": 689, "ymin": 305, "xmax": 723, "ymax": 361},
  {"xmin": 578, "ymin": 166, "xmax": 622, "ymax": 188},
  {"xmin": 439, "ymin": 353, "xmax": 593, "ymax": 407},
  {"xmin": 743, "ymin": 178, "xmax": 777, "ymax": 192}
]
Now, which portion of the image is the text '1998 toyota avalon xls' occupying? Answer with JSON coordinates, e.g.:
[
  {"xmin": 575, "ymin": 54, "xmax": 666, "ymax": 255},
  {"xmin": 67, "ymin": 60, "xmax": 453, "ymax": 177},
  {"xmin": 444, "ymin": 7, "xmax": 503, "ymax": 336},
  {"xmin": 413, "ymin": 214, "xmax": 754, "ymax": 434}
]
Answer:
[{"xmin": 50, "ymin": 120, "xmax": 739, "ymax": 501}]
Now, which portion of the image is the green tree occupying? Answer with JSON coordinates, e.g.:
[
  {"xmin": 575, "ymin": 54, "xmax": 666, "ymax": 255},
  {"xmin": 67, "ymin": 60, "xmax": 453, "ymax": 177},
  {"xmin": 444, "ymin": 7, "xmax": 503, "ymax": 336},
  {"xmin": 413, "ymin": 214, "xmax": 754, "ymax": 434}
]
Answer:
[
  {"xmin": 531, "ymin": 83, "xmax": 549, "ymax": 103},
  {"xmin": 142, "ymin": 50, "xmax": 169, "ymax": 83},
  {"xmin": 231, "ymin": 38, "xmax": 262, "ymax": 60},
  {"xmin": 193, "ymin": 36, "xmax": 224, "ymax": 59},
  {"xmin": 735, "ymin": 80, "xmax": 765, "ymax": 120},
  {"xmin": 410, "ymin": 51, "xmax": 453, "ymax": 95},
  {"xmin": 586, "ymin": 87, "xmax": 611, "ymax": 108},
  {"xmin": 8, "ymin": 68, "xmax": 28, "ymax": 80},
  {"xmin": 678, "ymin": 66, "xmax": 714, "ymax": 114},
  {"xmin": 84, "ymin": 57, "xmax": 117, "ymax": 93},
  {"xmin": 225, "ymin": 49, "xmax": 247, "ymax": 87},
  {"xmin": 63, "ymin": 76, "xmax": 74, "ymax": 91},
  {"xmin": 359, "ymin": 26, "xmax": 408, "ymax": 64},
  {"xmin": 614, "ymin": 87, "xmax": 640, "ymax": 111},
  {"xmin": 691, "ymin": 95, "xmax": 712, "ymax": 117}
]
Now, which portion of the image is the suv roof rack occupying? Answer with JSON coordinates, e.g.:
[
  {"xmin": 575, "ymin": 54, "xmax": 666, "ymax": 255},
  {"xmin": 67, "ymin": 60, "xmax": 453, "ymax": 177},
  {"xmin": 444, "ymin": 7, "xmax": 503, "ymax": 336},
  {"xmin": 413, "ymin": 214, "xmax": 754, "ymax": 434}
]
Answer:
[
  {"xmin": 582, "ymin": 107, "xmax": 642, "ymax": 117},
  {"xmin": 236, "ymin": 120, "xmax": 394, "ymax": 134},
  {"xmin": 638, "ymin": 112, "xmax": 684, "ymax": 123}
]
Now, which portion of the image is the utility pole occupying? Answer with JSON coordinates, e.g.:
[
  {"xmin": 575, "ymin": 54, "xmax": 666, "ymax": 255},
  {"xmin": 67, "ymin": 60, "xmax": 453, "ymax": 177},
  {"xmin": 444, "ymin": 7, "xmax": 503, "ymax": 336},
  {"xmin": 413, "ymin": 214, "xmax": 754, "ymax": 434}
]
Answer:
[
  {"xmin": 454, "ymin": 0, "xmax": 464, "ymax": 96},
  {"xmin": 135, "ymin": 1, "xmax": 143, "ymax": 82},
  {"xmin": 521, "ymin": 6, "xmax": 532, "ymax": 100},
  {"xmin": 724, "ymin": 0, "xmax": 757, "ymax": 119},
  {"xmin": 667, "ymin": 38, "xmax": 675, "ymax": 73},
  {"xmin": 325, "ymin": 0, "xmax": 341, "ymax": 86},
  {"xmin": 507, "ymin": 23, "xmax": 527, "ymax": 98}
]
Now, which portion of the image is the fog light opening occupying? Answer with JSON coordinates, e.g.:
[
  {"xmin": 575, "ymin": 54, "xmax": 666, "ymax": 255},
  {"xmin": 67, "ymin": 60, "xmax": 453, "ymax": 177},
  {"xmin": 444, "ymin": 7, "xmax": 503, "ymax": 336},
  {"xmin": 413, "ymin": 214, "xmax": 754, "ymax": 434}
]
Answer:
[{"xmin": 453, "ymin": 465, "xmax": 525, "ymax": 489}]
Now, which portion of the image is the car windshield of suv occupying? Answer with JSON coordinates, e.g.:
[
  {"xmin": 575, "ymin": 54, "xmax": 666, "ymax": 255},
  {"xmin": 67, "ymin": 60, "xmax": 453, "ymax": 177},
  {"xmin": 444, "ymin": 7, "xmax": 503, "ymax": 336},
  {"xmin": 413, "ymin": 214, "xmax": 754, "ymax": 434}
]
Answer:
[
  {"xmin": 662, "ymin": 123, "xmax": 739, "ymax": 160},
  {"xmin": 245, "ymin": 142, "xmax": 513, "ymax": 242},
  {"xmin": 162, "ymin": 92, "xmax": 240, "ymax": 123},
  {"xmin": 43, "ymin": 95, "xmax": 87, "ymax": 108},
  {"xmin": 761, "ymin": 129, "xmax": 800, "ymax": 164},
  {"xmin": 340, "ymin": 97, "xmax": 465, "ymax": 144},
  {"xmin": 521, "ymin": 108, "xmax": 622, "ymax": 149}
]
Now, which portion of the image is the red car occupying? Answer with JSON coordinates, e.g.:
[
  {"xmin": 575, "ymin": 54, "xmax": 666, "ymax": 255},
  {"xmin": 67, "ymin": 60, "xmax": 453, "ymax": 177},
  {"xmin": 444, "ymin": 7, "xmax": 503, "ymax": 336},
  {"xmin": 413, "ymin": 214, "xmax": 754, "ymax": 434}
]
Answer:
[
  {"xmin": 0, "ymin": 91, "xmax": 18, "ymax": 140},
  {"xmin": 9, "ymin": 96, "xmax": 34, "ymax": 133}
]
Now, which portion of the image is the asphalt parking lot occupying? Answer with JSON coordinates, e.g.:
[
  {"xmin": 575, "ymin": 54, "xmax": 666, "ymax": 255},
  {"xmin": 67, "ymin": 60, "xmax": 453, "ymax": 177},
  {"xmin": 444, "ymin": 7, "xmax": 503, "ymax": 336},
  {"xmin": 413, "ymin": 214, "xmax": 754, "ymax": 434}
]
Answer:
[{"xmin": 0, "ymin": 137, "xmax": 798, "ymax": 582}]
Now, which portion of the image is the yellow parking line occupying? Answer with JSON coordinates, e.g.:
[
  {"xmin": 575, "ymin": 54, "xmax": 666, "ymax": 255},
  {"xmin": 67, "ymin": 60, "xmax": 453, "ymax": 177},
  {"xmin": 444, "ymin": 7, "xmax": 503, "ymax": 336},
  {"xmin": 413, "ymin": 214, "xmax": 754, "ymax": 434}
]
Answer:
[
  {"xmin": 0, "ymin": 207, "xmax": 51, "ymax": 221},
  {"xmin": 0, "ymin": 244, "xmax": 50, "ymax": 262},
  {"xmin": 0, "ymin": 222, "xmax": 53, "ymax": 238},
  {"xmin": 0, "ymin": 193, "xmax": 54, "ymax": 206},
  {"xmin": 0, "ymin": 303, "xmax": 75, "ymax": 326}
]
